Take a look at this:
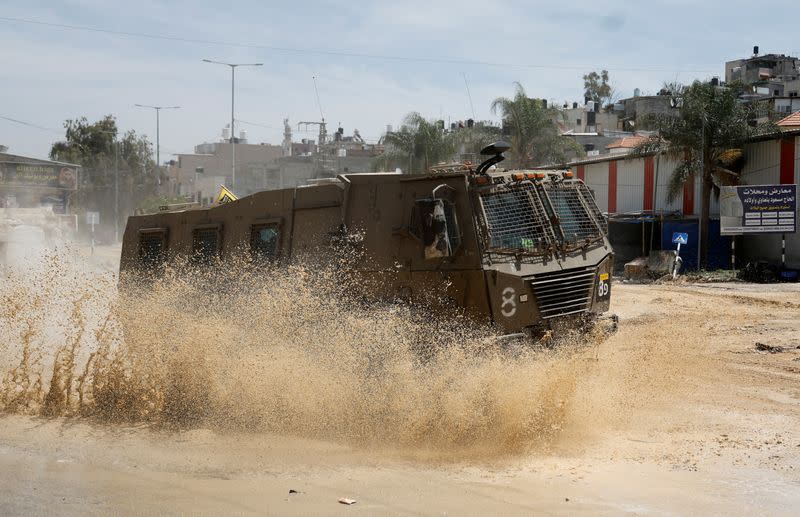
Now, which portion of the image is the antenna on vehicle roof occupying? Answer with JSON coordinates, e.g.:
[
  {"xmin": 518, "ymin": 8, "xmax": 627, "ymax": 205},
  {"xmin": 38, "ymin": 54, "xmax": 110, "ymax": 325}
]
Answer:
[{"xmin": 475, "ymin": 141, "xmax": 511, "ymax": 175}]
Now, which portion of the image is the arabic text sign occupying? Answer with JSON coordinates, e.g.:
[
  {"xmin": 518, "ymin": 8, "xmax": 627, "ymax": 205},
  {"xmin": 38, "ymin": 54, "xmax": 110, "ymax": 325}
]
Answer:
[
  {"xmin": 720, "ymin": 184, "xmax": 796, "ymax": 235},
  {"xmin": 0, "ymin": 162, "xmax": 79, "ymax": 191}
]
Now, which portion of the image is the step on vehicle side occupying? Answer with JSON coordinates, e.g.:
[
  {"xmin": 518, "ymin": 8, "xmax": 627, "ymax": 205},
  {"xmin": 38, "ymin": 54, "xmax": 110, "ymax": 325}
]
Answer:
[{"xmin": 120, "ymin": 142, "xmax": 614, "ymax": 337}]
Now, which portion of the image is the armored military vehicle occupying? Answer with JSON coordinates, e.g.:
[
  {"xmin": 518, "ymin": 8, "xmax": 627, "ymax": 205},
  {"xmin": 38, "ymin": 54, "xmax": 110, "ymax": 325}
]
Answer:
[{"xmin": 120, "ymin": 142, "xmax": 613, "ymax": 336}]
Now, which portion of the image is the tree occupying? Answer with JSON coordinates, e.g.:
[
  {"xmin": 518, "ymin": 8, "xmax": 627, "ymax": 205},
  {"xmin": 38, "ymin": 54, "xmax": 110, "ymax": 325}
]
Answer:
[
  {"xmin": 583, "ymin": 70, "xmax": 614, "ymax": 107},
  {"xmin": 50, "ymin": 115, "xmax": 157, "ymax": 190},
  {"xmin": 376, "ymin": 112, "xmax": 457, "ymax": 173},
  {"xmin": 50, "ymin": 115, "xmax": 159, "ymax": 230},
  {"xmin": 633, "ymin": 80, "xmax": 766, "ymax": 268},
  {"xmin": 491, "ymin": 82, "xmax": 582, "ymax": 168}
]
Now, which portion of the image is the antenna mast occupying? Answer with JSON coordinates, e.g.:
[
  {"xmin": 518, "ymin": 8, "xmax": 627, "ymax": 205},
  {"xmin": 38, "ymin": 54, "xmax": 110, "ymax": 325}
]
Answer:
[
  {"xmin": 463, "ymin": 73, "xmax": 476, "ymax": 120},
  {"xmin": 312, "ymin": 75, "xmax": 327, "ymax": 145}
]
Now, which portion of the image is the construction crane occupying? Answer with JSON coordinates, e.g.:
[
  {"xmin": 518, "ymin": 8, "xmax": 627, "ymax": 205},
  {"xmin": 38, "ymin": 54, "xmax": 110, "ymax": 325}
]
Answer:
[
  {"xmin": 296, "ymin": 76, "xmax": 333, "ymax": 176},
  {"xmin": 297, "ymin": 120, "xmax": 327, "ymax": 147}
]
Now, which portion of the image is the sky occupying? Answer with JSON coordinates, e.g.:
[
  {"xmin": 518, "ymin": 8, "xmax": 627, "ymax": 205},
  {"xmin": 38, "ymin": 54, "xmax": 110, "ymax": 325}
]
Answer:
[{"xmin": 2, "ymin": 0, "xmax": 799, "ymax": 161}]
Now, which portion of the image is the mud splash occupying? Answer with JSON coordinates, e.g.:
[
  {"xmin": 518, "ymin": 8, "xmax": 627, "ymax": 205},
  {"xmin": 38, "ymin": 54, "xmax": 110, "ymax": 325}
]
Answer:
[{"xmin": 0, "ymin": 250, "xmax": 603, "ymax": 455}]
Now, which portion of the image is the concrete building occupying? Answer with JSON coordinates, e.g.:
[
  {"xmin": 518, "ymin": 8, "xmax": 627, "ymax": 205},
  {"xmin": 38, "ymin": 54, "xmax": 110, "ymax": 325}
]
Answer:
[
  {"xmin": 618, "ymin": 94, "xmax": 675, "ymax": 130},
  {"xmin": 274, "ymin": 129, "xmax": 384, "ymax": 188},
  {"xmin": 168, "ymin": 136, "xmax": 283, "ymax": 203},
  {"xmin": 555, "ymin": 100, "xmax": 643, "ymax": 159},
  {"xmin": 557, "ymin": 103, "xmax": 620, "ymax": 134},
  {"xmin": 567, "ymin": 129, "xmax": 800, "ymax": 269},
  {"xmin": 726, "ymin": 51, "xmax": 800, "ymax": 87},
  {"xmin": 773, "ymin": 96, "xmax": 800, "ymax": 117},
  {"xmin": 725, "ymin": 49, "xmax": 800, "ymax": 122},
  {"xmin": 168, "ymin": 123, "xmax": 387, "ymax": 204}
]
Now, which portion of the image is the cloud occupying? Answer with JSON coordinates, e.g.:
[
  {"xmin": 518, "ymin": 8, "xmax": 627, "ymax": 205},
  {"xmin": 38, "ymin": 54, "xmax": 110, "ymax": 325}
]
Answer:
[{"xmin": 1, "ymin": 0, "xmax": 798, "ymax": 159}]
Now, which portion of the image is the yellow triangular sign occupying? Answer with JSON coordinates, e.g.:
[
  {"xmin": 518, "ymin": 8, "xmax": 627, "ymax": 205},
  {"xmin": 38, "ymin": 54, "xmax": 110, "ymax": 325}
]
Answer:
[{"xmin": 215, "ymin": 185, "xmax": 238, "ymax": 204}]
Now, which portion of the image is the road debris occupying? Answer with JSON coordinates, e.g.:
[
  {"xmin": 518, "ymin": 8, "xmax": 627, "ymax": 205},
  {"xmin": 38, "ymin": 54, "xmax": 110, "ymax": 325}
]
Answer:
[
  {"xmin": 338, "ymin": 497, "xmax": 357, "ymax": 505},
  {"xmin": 755, "ymin": 342, "xmax": 784, "ymax": 353}
]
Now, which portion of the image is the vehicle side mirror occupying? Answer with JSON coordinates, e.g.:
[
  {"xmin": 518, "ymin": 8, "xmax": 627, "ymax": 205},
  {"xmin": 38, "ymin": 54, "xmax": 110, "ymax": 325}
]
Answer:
[{"xmin": 413, "ymin": 199, "xmax": 453, "ymax": 259}]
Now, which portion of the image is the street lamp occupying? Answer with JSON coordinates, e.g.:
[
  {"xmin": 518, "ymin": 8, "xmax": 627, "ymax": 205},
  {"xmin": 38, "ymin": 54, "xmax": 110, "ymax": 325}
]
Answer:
[
  {"xmin": 134, "ymin": 104, "xmax": 180, "ymax": 176},
  {"xmin": 202, "ymin": 58, "xmax": 263, "ymax": 189}
]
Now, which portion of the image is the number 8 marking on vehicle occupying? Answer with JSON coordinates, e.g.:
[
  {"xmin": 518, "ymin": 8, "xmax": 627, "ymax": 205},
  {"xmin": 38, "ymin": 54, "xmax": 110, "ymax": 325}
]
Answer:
[{"xmin": 501, "ymin": 287, "xmax": 517, "ymax": 317}]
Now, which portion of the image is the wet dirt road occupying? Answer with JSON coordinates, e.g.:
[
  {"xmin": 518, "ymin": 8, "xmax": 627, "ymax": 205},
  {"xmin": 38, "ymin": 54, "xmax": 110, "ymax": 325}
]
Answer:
[{"xmin": 1, "ymin": 280, "xmax": 799, "ymax": 515}]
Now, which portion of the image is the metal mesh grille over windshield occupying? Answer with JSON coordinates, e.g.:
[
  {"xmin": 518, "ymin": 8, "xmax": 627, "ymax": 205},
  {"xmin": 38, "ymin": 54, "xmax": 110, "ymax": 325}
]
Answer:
[
  {"xmin": 576, "ymin": 182, "xmax": 608, "ymax": 234},
  {"xmin": 480, "ymin": 187, "xmax": 552, "ymax": 252},
  {"xmin": 544, "ymin": 183, "xmax": 601, "ymax": 243}
]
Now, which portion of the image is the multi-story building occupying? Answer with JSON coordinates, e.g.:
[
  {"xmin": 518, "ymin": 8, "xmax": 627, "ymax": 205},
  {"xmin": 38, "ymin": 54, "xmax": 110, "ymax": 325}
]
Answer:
[
  {"xmin": 168, "ymin": 132, "xmax": 283, "ymax": 203},
  {"xmin": 726, "ymin": 48, "xmax": 800, "ymax": 122},
  {"xmin": 168, "ymin": 124, "xmax": 384, "ymax": 204},
  {"xmin": 557, "ymin": 102, "xmax": 620, "ymax": 134},
  {"xmin": 726, "ymin": 49, "xmax": 800, "ymax": 89}
]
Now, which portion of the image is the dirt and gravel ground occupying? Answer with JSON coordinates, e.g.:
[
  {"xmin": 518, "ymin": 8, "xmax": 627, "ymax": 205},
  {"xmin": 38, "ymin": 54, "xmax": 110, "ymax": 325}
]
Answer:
[{"xmin": 1, "ymin": 261, "xmax": 799, "ymax": 515}]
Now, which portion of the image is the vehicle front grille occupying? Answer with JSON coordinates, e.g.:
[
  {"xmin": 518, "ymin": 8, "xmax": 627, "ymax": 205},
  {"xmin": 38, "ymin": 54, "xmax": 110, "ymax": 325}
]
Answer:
[{"xmin": 529, "ymin": 267, "xmax": 595, "ymax": 319}]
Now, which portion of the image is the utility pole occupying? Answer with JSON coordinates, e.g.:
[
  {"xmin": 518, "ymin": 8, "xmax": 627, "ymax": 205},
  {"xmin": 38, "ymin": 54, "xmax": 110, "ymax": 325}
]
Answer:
[
  {"xmin": 203, "ymin": 59, "xmax": 263, "ymax": 189},
  {"xmin": 134, "ymin": 104, "xmax": 180, "ymax": 180},
  {"xmin": 114, "ymin": 140, "xmax": 119, "ymax": 242},
  {"xmin": 98, "ymin": 129, "xmax": 120, "ymax": 242}
]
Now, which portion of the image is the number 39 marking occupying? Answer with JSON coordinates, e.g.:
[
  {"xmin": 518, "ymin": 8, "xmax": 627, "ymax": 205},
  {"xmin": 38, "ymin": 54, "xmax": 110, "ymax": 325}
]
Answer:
[
  {"xmin": 501, "ymin": 287, "xmax": 517, "ymax": 317},
  {"xmin": 597, "ymin": 279, "xmax": 610, "ymax": 298}
]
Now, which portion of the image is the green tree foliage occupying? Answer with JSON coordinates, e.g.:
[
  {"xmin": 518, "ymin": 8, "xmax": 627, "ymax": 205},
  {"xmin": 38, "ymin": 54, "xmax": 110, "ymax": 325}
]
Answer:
[
  {"xmin": 583, "ymin": 70, "xmax": 614, "ymax": 107},
  {"xmin": 49, "ymin": 115, "xmax": 160, "ymax": 227},
  {"xmin": 376, "ymin": 112, "xmax": 458, "ymax": 173},
  {"xmin": 50, "ymin": 115, "xmax": 157, "ymax": 190},
  {"xmin": 491, "ymin": 82, "xmax": 582, "ymax": 168},
  {"xmin": 633, "ymin": 80, "xmax": 768, "ymax": 268},
  {"xmin": 454, "ymin": 122, "xmax": 502, "ymax": 163}
]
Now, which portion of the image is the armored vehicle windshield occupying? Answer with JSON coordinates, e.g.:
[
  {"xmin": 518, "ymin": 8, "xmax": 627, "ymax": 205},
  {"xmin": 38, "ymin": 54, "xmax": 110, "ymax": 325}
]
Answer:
[{"xmin": 476, "ymin": 177, "xmax": 606, "ymax": 259}]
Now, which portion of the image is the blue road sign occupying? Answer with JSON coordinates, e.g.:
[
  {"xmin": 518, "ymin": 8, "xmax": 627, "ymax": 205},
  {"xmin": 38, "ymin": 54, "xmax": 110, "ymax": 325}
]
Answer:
[{"xmin": 672, "ymin": 232, "xmax": 689, "ymax": 245}]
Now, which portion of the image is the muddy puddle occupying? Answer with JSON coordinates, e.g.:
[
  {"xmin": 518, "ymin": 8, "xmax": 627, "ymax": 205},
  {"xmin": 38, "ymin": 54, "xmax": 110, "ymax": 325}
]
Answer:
[{"xmin": 0, "ymin": 248, "xmax": 613, "ymax": 457}]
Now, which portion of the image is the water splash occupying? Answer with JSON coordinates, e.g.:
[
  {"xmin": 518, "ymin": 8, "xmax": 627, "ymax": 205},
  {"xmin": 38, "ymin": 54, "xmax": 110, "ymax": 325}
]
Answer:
[{"xmin": 0, "ymin": 249, "xmax": 600, "ymax": 455}]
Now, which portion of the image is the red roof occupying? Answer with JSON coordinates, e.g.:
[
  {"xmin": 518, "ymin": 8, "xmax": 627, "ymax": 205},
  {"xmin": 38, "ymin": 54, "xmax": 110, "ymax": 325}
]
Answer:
[
  {"xmin": 606, "ymin": 135, "xmax": 651, "ymax": 149},
  {"xmin": 777, "ymin": 112, "xmax": 800, "ymax": 127}
]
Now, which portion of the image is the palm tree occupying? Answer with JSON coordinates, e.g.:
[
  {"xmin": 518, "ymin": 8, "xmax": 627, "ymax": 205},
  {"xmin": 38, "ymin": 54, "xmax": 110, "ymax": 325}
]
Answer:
[
  {"xmin": 491, "ymin": 82, "xmax": 581, "ymax": 168},
  {"xmin": 633, "ymin": 80, "xmax": 768, "ymax": 268},
  {"xmin": 375, "ymin": 112, "xmax": 457, "ymax": 173},
  {"xmin": 453, "ymin": 122, "xmax": 502, "ymax": 164}
]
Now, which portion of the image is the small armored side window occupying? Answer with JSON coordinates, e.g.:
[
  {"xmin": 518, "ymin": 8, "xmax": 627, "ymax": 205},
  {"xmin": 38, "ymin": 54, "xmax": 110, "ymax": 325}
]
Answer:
[
  {"xmin": 411, "ymin": 198, "xmax": 461, "ymax": 259},
  {"xmin": 191, "ymin": 226, "xmax": 221, "ymax": 265},
  {"xmin": 137, "ymin": 228, "xmax": 168, "ymax": 272},
  {"xmin": 249, "ymin": 223, "xmax": 280, "ymax": 262}
]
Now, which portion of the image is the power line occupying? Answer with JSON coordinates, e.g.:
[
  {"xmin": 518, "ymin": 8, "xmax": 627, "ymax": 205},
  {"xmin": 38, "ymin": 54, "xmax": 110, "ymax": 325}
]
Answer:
[
  {"xmin": 236, "ymin": 119, "xmax": 280, "ymax": 130},
  {"xmin": 0, "ymin": 15, "xmax": 720, "ymax": 74},
  {"xmin": 0, "ymin": 115, "xmax": 62, "ymax": 134}
]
